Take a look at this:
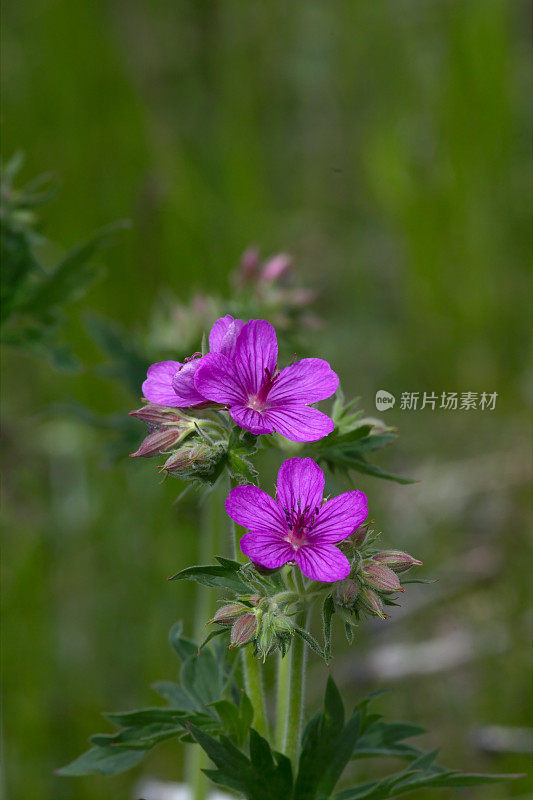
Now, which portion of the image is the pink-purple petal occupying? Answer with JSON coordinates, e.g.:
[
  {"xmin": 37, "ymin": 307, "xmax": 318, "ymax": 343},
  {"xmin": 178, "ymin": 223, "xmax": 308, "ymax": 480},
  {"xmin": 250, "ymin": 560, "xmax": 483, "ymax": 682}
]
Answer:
[
  {"xmin": 229, "ymin": 405, "xmax": 275, "ymax": 436},
  {"xmin": 194, "ymin": 353, "xmax": 246, "ymax": 405},
  {"xmin": 218, "ymin": 319, "xmax": 245, "ymax": 359},
  {"xmin": 225, "ymin": 485, "xmax": 287, "ymax": 536},
  {"xmin": 234, "ymin": 319, "xmax": 278, "ymax": 395},
  {"xmin": 268, "ymin": 358, "xmax": 339, "ymax": 405},
  {"xmin": 240, "ymin": 533, "xmax": 294, "ymax": 569},
  {"xmin": 294, "ymin": 544, "xmax": 351, "ymax": 582},
  {"xmin": 208, "ymin": 315, "xmax": 236, "ymax": 352},
  {"xmin": 311, "ymin": 490, "xmax": 368, "ymax": 543},
  {"xmin": 142, "ymin": 360, "xmax": 183, "ymax": 407},
  {"xmin": 276, "ymin": 457, "xmax": 325, "ymax": 514},
  {"xmin": 170, "ymin": 360, "xmax": 205, "ymax": 406},
  {"xmin": 209, "ymin": 315, "xmax": 244, "ymax": 358},
  {"xmin": 264, "ymin": 404, "xmax": 335, "ymax": 443}
]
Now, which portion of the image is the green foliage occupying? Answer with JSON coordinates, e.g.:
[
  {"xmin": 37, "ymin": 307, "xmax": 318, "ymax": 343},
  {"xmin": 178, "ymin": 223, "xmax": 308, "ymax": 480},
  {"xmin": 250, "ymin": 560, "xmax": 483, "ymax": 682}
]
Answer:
[
  {"xmin": 1, "ymin": 154, "xmax": 128, "ymax": 369},
  {"xmin": 308, "ymin": 394, "xmax": 414, "ymax": 485},
  {"xmin": 56, "ymin": 621, "xmax": 248, "ymax": 777},
  {"xmin": 187, "ymin": 676, "xmax": 520, "ymax": 799},
  {"xmin": 168, "ymin": 557, "xmax": 252, "ymax": 594},
  {"xmin": 191, "ymin": 725, "xmax": 293, "ymax": 800}
]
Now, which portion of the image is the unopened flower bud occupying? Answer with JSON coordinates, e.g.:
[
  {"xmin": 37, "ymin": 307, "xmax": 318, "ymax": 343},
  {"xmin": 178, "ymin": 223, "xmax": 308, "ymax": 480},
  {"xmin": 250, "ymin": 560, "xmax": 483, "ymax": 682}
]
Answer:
[
  {"xmin": 363, "ymin": 562, "xmax": 404, "ymax": 593},
  {"xmin": 351, "ymin": 525, "xmax": 369, "ymax": 548},
  {"xmin": 256, "ymin": 610, "xmax": 293, "ymax": 661},
  {"xmin": 260, "ymin": 253, "xmax": 292, "ymax": 284},
  {"xmin": 358, "ymin": 586, "xmax": 389, "ymax": 619},
  {"xmin": 335, "ymin": 578, "xmax": 359, "ymax": 606},
  {"xmin": 210, "ymin": 603, "xmax": 247, "ymax": 626},
  {"xmin": 129, "ymin": 404, "xmax": 189, "ymax": 426},
  {"xmin": 371, "ymin": 550, "xmax": 423, "ymax": 573},
  {"xmin": 162, "ymin": 441, "xmax": 226, "ymax": 481},
  {"xmin": 130, "ymin": 426, "xmax": 190, "ymax": 458},
  {"xmin": 230, "ymin": 613, "xmax": 258, "ymax": 647}
]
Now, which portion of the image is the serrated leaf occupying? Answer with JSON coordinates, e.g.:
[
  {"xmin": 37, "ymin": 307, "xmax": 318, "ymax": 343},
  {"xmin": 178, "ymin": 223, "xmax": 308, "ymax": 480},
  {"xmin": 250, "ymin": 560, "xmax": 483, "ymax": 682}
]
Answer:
[
  {"xmin": 56, "ymin": 745, "xmax": 145, "ymax": 777},
  {"xmin": 190, "ymin": 725, "xmax": 293, "ymax": 800},
  {"xmin": 168, "ymin": 558, "xmax": 251, "ymax": 594},
  {"xmin": 90, "ymin": 723, "xmax": 184, "ymax": 751},
  {"xmin": 294, "ymin": 677, "xmax": 360, "ymax": 800},
  {"xmin": 102, "ymin": 707, "xmax": 190, "ymax": 728},
  {"xmin": 227, "ymin": 451, "xmax": 259, "ymax": 486},
  {"xmin": 293, "ymin": 626, "xmax": 325, "ymax": 660}
]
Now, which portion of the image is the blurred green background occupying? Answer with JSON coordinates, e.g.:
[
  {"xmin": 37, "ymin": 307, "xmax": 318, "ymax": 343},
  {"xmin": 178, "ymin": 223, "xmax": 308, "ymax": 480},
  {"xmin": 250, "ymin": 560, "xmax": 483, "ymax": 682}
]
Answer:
[{"xmin": 1, "ymin": 1, "xmax": 531, "ymax": 798}]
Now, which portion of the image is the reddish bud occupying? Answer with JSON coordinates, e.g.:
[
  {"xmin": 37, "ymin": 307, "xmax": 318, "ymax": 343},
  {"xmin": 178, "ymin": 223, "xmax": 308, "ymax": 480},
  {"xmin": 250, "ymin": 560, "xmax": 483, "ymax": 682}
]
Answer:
[
  {"xmin": 130, "ymin": 426, "xmax": 189, "ymax": 458},
  {"xmin": 351, "ymin": 525, "xmax": 369, "ymax": 548},
  {"xmin": 363, "ymin": 562, "xmax": 403, "ymax": 593},
  {"xmin": 371, "ymin": 550, "xmax": 423, "ymax": 574},
  {"xmin": 230, "ymin": 614, "xmax": 258, "ymax": 647},
  {"xmin": 129, "ymin": 404, "xmax": 188, "ymax": 426},
  {"xmin": 358, "ymin": 586, "xmax": 389, "ymax": 619},
  {"xmin": 335, "ymin": 578, "xmax": 359, "ymax": 606},
  {"xmin": 209, "ymin": 603, "xmax": 247, "ymax": 626}
]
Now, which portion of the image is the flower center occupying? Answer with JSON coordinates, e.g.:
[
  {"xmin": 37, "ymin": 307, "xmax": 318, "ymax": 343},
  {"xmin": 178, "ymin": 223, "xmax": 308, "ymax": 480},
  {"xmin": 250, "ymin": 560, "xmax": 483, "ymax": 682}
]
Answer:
[
  {"xmin": 283, "ymin": 503, "xmax": 319, "ymax": 551},
  {"xmin": 246, "ymin": 366, "xmax": 280, "ymax": 413}
]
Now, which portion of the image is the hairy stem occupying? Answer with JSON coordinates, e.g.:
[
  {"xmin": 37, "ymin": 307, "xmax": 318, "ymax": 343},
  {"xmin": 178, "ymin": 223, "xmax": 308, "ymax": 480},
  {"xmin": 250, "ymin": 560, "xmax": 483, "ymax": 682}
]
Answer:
[
  {"xmin": 187, "ymin": 478, "xmax": 226, "ymax": 800},
  {"xmin": 229, "ymin": 476, "xmax": 269, "ymax": 738},
  {"xmin": 275, "ymin": 647, "xmax": 291, "ymax": 751},
  {"xmin": 280, "ymin": 569, "xmax": 310, "ymax": 763}
]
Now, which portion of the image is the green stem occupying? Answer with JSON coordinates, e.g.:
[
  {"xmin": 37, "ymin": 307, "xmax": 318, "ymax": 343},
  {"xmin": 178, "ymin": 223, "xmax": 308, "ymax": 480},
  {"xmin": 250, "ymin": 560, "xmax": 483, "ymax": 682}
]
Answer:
[
  {"xmin": 228, "ymin": 475, "xmax": 269, "ymax": 739},
  {"xmin": 275, "ymin": 648, "xmax": 291, "ymax": 751},
  {"xmin": 187, "ymin": 478, "xmax": 226, "ymax": 800},
  {"xmin": 243, "ymin": 648, "xmax": 269, "ymax": 738},
  {"xmin": 279, "ymin": 569, "xmax": 310, "ymax": 763}
]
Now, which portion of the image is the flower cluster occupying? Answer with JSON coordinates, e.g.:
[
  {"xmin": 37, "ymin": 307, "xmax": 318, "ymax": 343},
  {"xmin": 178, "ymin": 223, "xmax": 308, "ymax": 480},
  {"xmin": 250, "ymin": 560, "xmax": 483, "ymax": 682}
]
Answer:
[
  {"xmin": 333, "ymin": 527, "xmax": 422, "ymax": 622},
  {"xmin": 142, "ymin": 316, "xmax": 338, "ymax": 442},
  {"xmin": 209, "ymin": 596, "xmax": 294, "ymax": 661},
  {"xmin": 133, "ymin": 313, "xmax": 421, "ymax": 599}
]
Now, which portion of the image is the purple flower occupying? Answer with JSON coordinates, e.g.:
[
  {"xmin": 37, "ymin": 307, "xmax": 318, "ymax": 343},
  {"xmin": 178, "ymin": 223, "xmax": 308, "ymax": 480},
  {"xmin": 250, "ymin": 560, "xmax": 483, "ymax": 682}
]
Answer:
[
  {"xmin": 225, "ymin": 457, "xmax": 368, "ymax": 582},
  {"xmin": 142, "ymin": 315, "xmax": 244, "ymax": 407},
  {"xmin": 195, "ymin": 319, "xmax": 338, "ymax": 442}
]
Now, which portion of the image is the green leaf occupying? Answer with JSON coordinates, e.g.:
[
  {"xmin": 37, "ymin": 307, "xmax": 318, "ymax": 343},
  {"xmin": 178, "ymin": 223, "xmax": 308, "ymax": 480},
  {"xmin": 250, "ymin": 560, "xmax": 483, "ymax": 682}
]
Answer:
[
  {"xmin": 308, "ymin": 416, "xmax": 414, "ymax": 485},
  {"xmin": 227, "ymin": 450, "xmax": 259, "ymax": 486},
  {"xmin": 209, "ymin": 700, "xmax": 245, "ymax": 747},
  {"xmin": 294, "ymin": 677, "xmax": 361, "ymax": 800},
  {"xmin": 56, "ymin": 746, "xmax": 145, "ymax": 777},
  {"xmin": 150, "ymin": 680, "xmax": 198, "ymax": 711},
  {"xmin": 209, "ymin": 689, "xmax": 254, "ymax": 748},
  {"xmin": 168, "ymin": 557, "xmax": 251, "ymax": 594},
  {"xmin": 353, "ymin": 721, "xmax": 426, "ymax": 761},
  {"xmin": 90, "ymin": 722, "xmax": 186, "ymax": 751},
  {"xmin": 102, "ymin": 707, "xmax": 191, "ymax": 727},
  {"xmin": 180, "ymin": 648, "xmax": 224, "ymax": 709},
  {"xmin": 85, "ymin": 313, "xmax": 149, "ymax": 394},
  {"xmin": 190, "ymin": 725, "xmax": 293, "ymax": 800},
  {"xmin": 168, "ymin": 621, "xmax": 198, "ymax": 661},
  {"xmin": 292, "ymin": 626, "xmax": 325, "ymax": 660},
  {"xmin": 18, "ymin": 221, "xmax": 127, "ymax": 318}
]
